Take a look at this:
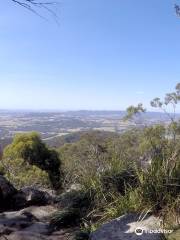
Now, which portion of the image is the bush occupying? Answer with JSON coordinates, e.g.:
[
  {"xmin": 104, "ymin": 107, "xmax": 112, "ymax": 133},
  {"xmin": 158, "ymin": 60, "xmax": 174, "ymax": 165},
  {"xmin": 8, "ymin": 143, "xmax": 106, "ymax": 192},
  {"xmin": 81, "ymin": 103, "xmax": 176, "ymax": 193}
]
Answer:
[
  {"xmin": 101, "ymin": 168, "xmax": 138, "ymax": 195},
  {"xmin": 59, "ymin": 125, "xmax": 180, "ymax": 228},
  {"xmin": 1, "ymin": 132, "xmax": 62, "ymax": 190},
  {"xmin": 136, "ymin": 125, "xmax": 180, "ymax": 213},
  {"xmin": 0, "ymin": 157, "xmax": 50, "ymax": 189},
  {"xmin": 50, "ymin": 207, "xmax": 81, "ymax": 229},
  {"xmin": 56, "ymin": 189, "xmax": 93, "ymax": 210}
]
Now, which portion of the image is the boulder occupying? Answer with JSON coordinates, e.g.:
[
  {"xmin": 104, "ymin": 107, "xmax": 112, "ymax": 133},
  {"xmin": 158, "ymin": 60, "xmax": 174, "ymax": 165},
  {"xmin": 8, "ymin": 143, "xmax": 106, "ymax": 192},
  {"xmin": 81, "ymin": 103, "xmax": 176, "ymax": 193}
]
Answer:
[
  {"xmin": 0, "ymin": 175, "xmax": 17, "ymax": 211},
  {"xmin": 19, "ymin": 206, "xmax": 57, "ymax": 222},
  {"xmin": 0, "ymin": 210, "xmax": 37, "ymax": 230},
  {"xmin": 17, "ymin": 187, "xmax": 53, "ymax": 207},
  {"xmin": 0, "ymin": 206, "xmax": 58, "ymax": 240},
  {"xmin": 90, "ymin": 213, "xmax": 163, "ymax": 240},
  {"xmin": 10, "ymin": 191, "xmax": 27, "ymax": 210},
  {"xmin": 0, "ymin": 175, "xmax": 17, "ymax": 199}
]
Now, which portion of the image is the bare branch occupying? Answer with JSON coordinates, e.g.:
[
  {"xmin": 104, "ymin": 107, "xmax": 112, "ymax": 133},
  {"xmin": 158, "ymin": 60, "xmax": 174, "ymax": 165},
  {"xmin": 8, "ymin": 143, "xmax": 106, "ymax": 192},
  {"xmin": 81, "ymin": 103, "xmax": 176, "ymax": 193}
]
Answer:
[{"xmin": 10, "ymin": 0, "xmax": 60, "ymax": 22}]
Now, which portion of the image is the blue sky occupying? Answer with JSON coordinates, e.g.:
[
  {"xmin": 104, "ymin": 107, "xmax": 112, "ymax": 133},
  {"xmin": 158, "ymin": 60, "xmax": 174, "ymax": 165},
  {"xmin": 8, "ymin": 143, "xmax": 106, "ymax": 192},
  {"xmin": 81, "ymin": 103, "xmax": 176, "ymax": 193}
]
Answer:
[{"xmin": 0, "ymin": 0, "xmax": 180, "ymax": 110}]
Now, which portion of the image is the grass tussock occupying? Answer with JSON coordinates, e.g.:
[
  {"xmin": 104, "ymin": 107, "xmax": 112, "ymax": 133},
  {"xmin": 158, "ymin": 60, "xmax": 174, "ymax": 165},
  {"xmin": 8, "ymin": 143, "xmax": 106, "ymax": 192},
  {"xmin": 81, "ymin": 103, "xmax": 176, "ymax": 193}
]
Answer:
[{"xmin": 58, "ymin": 124, "xmax": 180, "ymax": 231}]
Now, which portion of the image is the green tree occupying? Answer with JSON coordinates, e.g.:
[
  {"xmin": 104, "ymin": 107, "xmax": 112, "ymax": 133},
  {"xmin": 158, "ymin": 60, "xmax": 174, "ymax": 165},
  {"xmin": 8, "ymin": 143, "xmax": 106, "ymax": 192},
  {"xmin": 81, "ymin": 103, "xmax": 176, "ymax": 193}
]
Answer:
[{"xmin": 3, "ymin": 132, "xmax": 61, "ymax": 190}]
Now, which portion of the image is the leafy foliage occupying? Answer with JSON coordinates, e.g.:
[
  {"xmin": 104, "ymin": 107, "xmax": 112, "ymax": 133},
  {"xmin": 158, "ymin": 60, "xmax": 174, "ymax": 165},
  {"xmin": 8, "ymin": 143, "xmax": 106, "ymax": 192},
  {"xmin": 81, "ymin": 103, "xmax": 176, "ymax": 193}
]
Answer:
[
  {"xmin": 58, "ymin": 83, "xmax": 180, "ymax": 228},
  {"xmin": 50, "ymin": 207, "xmax": 81, "ymax": 229},
  {"xmin": 1, "ymin": 132, "xmax": 61, "ymax": 190},
  {"xmin": 123, "ymin": 103, "xmax": 146, "ymax": 120},
  {"xmin": 0, "ymin": 157, "xmax": 50, "ymax": 188}
]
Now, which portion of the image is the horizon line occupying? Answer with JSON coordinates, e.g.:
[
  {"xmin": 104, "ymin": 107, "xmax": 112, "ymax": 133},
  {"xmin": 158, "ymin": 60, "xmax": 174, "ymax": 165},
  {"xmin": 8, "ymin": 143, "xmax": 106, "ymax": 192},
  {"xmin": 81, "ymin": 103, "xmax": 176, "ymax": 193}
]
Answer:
[{"xmin": 0, "ymin": 108, "xmax": 179, "ymax": 114}]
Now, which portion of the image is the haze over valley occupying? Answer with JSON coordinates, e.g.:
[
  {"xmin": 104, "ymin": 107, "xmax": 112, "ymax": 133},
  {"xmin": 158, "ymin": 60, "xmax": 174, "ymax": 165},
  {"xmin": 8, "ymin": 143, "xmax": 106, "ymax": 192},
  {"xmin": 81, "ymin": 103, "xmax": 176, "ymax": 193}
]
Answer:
[{"xmin": 0, "ymin": 110, "xmax": 175, "ymax": 144}]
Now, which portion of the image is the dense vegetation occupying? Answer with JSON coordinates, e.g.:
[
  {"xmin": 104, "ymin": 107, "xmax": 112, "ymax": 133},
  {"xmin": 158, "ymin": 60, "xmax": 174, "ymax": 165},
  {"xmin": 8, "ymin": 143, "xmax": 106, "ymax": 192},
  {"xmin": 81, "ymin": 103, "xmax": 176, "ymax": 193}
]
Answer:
[
  {"xmin": 58, "ymin": 125, "xmax": 179, "ymax": 228},
  {"xmin": 0, "ymin": 84, "xmax": 179, "ymax": 238},
  {"xmin": 0, "ymin": 132, "xmax": 61, "ymax": 190}
]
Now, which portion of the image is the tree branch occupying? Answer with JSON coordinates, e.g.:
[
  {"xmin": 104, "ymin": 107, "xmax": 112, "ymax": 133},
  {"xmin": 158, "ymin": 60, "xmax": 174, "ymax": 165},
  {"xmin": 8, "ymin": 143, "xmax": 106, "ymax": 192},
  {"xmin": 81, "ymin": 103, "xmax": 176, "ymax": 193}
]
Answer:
[{"xmin": 10, "ymin": 0, "xmax": 59, "ymax": 22}]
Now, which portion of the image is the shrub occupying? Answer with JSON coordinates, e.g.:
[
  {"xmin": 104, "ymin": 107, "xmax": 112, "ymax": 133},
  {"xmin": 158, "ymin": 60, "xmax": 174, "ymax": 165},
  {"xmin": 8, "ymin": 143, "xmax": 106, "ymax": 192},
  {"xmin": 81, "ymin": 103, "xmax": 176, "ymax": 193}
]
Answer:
[
  {"xmin": 50, "ymin": 208, "xmax": 81, "ymax": 229},
  {"xmin": 0, "ymin": 157, "xmax": 50, "ymax": 189},
  {"xmin": 56, "ymin": 189, "xmax": 93, "ymax": 210},
  {"xmin": 101, "ymin": 168, "xmax": 138, "ymax": 195},
  {"xmin": 136, "ymin": 125, "xmax": 180, "ymax": 213},
  {"xmin": 1, "ymin": 132, "xmax": 62, "ymax": 190}
]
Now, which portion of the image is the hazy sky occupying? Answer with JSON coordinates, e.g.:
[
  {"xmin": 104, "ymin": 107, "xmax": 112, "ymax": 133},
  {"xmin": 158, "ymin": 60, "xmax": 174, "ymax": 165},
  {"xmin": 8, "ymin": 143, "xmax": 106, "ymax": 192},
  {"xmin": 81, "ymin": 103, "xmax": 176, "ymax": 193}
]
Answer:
[{"xmin": 0, "ymin": 0, "xmax": 180, "ymax": 110}]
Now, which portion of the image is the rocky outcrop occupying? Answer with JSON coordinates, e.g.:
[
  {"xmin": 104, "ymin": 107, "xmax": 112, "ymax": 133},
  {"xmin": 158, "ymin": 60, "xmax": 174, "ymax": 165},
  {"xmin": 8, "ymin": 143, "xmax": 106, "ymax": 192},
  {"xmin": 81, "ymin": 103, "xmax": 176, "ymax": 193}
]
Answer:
[
  {"xmin": 8, "ymin": 187, "xmax": 55, "ymax": 211},
  {"xmin": 0, "ymin": 175, "xmax": 17, "ymax": 211},
  {"xmin": 18, "ymin": 187, "xmax": 54, "ymax": 206},
  {"xmin": 0, "ymin": 205, "xmax": 77, "ymax": 240},
  {"xmin": 0, "ymin": 175, "xmax": 17, "ymax": 199},
  {"xmin": 0, "ymin": 175, "xmax": 54, "ymax": 211},
  {"xmin": 0, "ymin": 176, "xmax": 78, "ymax": 240},
  {"xmin": 0, "ymin": 175, "xmax": 169, "ymax": 240},
  {"xmin": 90, "ymin": 213, "xmax": 163, "ymax": 240}
]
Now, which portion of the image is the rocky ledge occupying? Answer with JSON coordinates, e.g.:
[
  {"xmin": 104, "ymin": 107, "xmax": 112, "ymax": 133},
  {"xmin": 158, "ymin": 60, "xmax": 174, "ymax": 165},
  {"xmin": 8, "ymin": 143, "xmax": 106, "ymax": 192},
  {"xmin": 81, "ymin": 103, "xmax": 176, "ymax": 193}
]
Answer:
[
  {"xmin": 0, "ymin": 175, "xmax": 78, "ymax": 240},
  {"xmin": 1, "ymin": 175, "xmax": 178, "ymax": 240}
]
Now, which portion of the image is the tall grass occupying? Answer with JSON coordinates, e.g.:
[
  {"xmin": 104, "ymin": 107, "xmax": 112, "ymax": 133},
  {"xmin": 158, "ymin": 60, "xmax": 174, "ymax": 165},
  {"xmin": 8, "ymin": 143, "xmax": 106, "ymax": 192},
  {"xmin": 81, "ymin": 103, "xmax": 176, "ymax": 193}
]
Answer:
[{"xmin": 58, "ymin": 126, "xmax": 180, "ymax": 230}]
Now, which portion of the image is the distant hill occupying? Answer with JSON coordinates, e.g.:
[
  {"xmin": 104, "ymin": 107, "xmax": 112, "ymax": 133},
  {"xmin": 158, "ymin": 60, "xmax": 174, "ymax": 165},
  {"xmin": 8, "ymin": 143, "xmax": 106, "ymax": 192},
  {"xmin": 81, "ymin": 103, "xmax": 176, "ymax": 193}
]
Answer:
[{"xmin": 44, "ymin": 130, "xmax": 119, "ymax": 148}]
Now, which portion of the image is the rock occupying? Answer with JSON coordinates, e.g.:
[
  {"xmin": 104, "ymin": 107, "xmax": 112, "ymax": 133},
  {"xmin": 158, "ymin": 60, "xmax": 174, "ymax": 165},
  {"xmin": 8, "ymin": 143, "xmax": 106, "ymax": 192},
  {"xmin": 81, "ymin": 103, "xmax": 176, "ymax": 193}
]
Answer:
[
  {"xmin": 5, "ymin": 228, "xmax": 78, "ymax": 240},
  {"xmin": 0, "ymin": 206, "xmax": 58, "ymax": 240},
  {"xmin": 0, "ymin": 210, "xmax": 37, "ymax": 230},
  {"xmin": 0, "ymin": 175, "xmax": 17, "ymax": 212},
  {"xmin": 0, "ymin": 175, "xmax": 17, "ymax": 198},
  {"xmin": 13, "ymin": 187, "xmax": 53, "ymax": 208},
  {"xmin": 0, "ymin": 205, "xmax": 57, "ymax": 226},
  {"xmin": 75, "ymin": 230, "xmax": 90, "ymax": 240},
  {"xmin": 66, "ymin": 184, "xmax": 82, "ymax": 192},
  {"xmin": 3, "ymin": 231, "xmax": 47, "ymax": 240},
  {"xmin": 0, "ymin": 225, "xmax": 14, "ymax": 235},
  {"xmin": 0, "ymin": 204, "xmax": 78, "ymax": 240},
  {"xmin": 10, "ymin": 191, "xmax": 28, "ymax": 210},
  {"xmin": 90, "ymin": 213, "xmax": 163, "ymax": 240},
  {"xmin": 48, "ymin": 228, "xmax": 78, "ymax": 240},
  {"xmin": 19, "ymin": 206, "xmax": 57, "ymax": 222},
  {"xmin": 0, "ymin": 177, "xmax": 79, "ymax": 239},
  {"xmin": 10, "ymin": 187, "xmax": 55, "ymax": 210},
  {"xmin": 20, "ymin": 187, "xmax": 51, "ymax": 205},
  {"xmin": 23, "ymin": 222, "xmax": 50, "ymax": 235},
  {"xmin": 0, "ymin": 175, "xmax": 17, "ymax": 210}
]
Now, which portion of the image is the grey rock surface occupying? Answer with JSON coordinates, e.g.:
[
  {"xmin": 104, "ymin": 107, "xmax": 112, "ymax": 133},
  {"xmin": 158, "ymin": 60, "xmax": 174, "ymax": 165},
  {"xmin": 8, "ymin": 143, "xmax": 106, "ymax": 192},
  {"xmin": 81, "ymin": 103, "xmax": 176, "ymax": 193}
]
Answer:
[
  {"xmin": 0, "ymin": 175, "xmax": 77, "ymax": 239},
  {"xmin": 0, "ymin": 175, "xmax": 17, "ymax": 204},
  {"xmin": 90, "ymin": 213, "xmax": 163, "ymax": 240}
]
